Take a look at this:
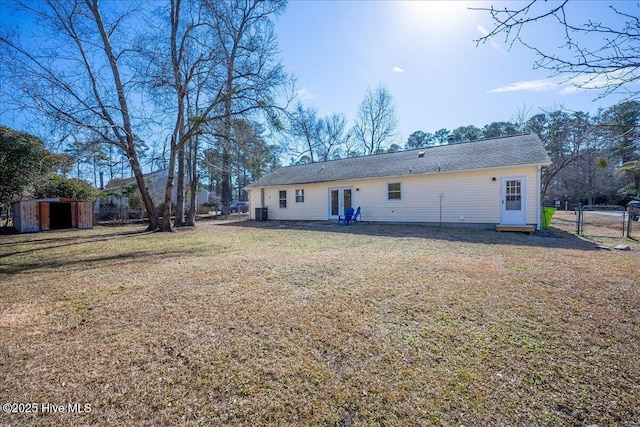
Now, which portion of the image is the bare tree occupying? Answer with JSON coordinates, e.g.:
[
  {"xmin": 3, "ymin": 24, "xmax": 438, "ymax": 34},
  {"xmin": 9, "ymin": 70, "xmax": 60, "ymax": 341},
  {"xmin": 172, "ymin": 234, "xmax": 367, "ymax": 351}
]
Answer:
[
  {"xmin": 474, "ymin": 1, "xmax": 640, "ymax": 99},
  {"xmin": 163, "ymin": 0, "xmax": 213, "ymax": 229},
  {"xmin": 145, "ymin": 0, "xmax": 291, "ymax": 229},
  {"xmin": 0, "ymin": 0, "xmax": 162, "ymax": 230},
  {"xmin": 475, "ymin": 1, "xmax": 640, "ymax": 202},
  {"xmin": 288, "ymin": 102, "xmax": 320, "ymax": 164},
  {"xmin": 184, "ymin": 77, "xmax": 210, "ymax": 227},
  {"xmin": 353, "ymin": 83, "xmax": 398, "ymax": 155},
  {"xmin": 140, "ymin": 0, "xmax": 226, "ymax": 230},
  {"xmin": 203, "ymin": 0, "xmax": 292, "ymax": 215},
  {"xmin": 317, "ymin": 113, "xmax": 347, "ymax": 161},
  {"xmin": 285, "ymin": 104, "xmax": 348, "ymax": 163},
  {"xmin": 344, "ymin": 132, "xmax": 360, "ymax": 158},
  {"xmin": 525, "ymin": 109, "xmax": 600, "ymax": 202}
]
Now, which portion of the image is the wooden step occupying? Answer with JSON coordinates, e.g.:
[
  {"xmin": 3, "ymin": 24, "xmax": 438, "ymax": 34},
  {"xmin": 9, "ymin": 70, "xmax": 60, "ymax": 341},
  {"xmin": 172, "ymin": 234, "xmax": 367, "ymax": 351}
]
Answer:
[{"xmin": 496, "ymin": 224, "xmax": 536, "ymax": 234}]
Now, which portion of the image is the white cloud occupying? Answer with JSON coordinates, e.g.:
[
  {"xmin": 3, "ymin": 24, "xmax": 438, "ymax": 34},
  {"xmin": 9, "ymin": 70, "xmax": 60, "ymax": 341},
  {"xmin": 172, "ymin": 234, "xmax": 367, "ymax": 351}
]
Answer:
[
  {"xmin": 564, "ymin": 74, "xmax": 625, "ymax": 92},
  {"xmin": 490, "ymin": 73, "xmax": 638, "ymax": 96},
  {"xmin": 558, "ymin": 85, "xmax": 581, "ymax": 95},
  {"xmin": 295, "ymin": 87, "xmax": 314, "ymax": 101},
  {"xmin": 393, "ymin": 66, "xmax": 405, "ymax": 73},
  {"xmin": 488, "ymin": 79, "xmax": 559, "ymax": 93},
  {"xmin": 477, "ymin": 25, "xmax": 503, "ymax": 53}
]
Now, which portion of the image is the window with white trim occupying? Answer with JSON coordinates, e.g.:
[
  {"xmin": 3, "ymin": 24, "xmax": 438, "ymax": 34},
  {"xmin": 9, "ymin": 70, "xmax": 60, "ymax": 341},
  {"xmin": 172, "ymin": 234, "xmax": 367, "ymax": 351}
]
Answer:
[
  {"xmin": 295, "ymin": 189, "xmax": 304, "ymax": 203},
  {"xmin": 388, "ymin": 182, "xmax": 401, "ymax": 200},
  {"xmin": 279, "ymin": 190, "xmax": 287, "ymax": 208}
]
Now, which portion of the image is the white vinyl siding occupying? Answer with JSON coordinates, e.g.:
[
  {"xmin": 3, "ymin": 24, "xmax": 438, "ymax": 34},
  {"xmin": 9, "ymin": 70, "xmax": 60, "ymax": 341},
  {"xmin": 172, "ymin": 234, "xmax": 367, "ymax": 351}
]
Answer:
[
  {"xmin": 249, "ymin": 183, "xmax": 332, "ymax": 221},
  {"xmin": 248, "ymin": 165, "xmax": 541, "ymax": 226}
]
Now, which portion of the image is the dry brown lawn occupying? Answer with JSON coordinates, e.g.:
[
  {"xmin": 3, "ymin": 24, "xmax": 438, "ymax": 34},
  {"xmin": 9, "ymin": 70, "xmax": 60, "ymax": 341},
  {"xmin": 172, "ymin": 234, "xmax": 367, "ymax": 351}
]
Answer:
[{"xmin": 1, "ymin": 218, "xmax": 639, "ymax": 426}]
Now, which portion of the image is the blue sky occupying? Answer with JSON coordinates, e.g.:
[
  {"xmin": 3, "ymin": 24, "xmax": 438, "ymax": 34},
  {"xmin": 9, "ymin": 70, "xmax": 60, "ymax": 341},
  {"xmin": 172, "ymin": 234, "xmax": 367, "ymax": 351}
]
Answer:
[
  {"xmin": 1, "ymin": 1, "xmax": 636, "ymax": 147},
  {"xmin": 274, "ymin": 1, "xmax": 638, "ymax": 143}
]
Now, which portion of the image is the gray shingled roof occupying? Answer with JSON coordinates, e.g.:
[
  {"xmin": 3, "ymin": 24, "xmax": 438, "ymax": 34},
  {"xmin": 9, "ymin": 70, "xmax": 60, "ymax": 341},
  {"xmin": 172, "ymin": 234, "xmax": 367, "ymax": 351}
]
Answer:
[{"xmin": 247, "ymin": 134, "xmax": 550, "ymax": 188}]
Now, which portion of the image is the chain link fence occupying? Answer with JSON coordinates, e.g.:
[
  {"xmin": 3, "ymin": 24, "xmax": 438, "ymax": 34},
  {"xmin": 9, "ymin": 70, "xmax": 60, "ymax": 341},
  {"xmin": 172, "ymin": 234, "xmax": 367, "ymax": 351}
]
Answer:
[
  {"xmin": 628, "ymin": 205, "xmax": 640, "ymax": 239},
  {"xmin": 96, "ymin": 206, "xmax": 145, "ymax": 223},
  {"xmin": 577, "ymin": 205, "xmax": 627, "ymax": 238}
]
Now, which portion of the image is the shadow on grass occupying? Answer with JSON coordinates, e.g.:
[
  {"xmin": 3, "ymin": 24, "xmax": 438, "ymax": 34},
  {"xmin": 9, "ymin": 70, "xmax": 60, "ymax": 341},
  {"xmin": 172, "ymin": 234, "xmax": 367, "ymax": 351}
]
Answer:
[
  {"xmin": 223, "ymin": 220, "xmax": 602, "ymax": 251},
  {"xmin": 0, "ymin": 247, "xmax": 193, "ymax": 276},
  {"xmin": 0, "ymin": 227, "xmax": 153, "ymax": 262},
  {"xmin": 0, "ymin": 226, "xmax": 18, "ymax": 236}
]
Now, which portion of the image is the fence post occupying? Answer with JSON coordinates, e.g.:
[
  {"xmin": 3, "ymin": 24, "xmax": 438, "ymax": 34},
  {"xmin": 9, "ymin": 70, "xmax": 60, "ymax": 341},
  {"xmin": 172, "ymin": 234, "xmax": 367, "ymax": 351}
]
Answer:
[{"xmin": 576, "ymin": 209, "xmax": 581, "ymax": 235}]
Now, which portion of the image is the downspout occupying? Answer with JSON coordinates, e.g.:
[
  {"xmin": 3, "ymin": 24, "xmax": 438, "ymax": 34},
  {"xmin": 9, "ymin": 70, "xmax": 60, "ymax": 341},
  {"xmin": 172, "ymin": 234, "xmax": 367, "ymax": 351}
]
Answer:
[{"xmin": 537, "ymin": 165, "xmax": 542, "ymax": 231}]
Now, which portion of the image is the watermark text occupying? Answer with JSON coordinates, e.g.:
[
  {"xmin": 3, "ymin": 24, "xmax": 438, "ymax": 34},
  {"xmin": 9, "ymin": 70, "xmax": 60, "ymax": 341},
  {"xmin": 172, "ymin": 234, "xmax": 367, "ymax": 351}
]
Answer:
[{"xmin": 2, "ymin": 402, "xmax": 91, "ymax": 414}]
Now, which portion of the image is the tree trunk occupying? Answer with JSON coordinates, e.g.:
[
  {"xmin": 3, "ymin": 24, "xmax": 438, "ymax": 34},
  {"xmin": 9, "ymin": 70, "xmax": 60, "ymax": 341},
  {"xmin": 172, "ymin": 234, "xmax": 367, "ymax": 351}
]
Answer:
[
  {"xmin": 221, "ymin": 76, "xmax": 233, "ymax": 215},
  {"xmin": 186, "ymin": 133, "xmax": 200, "ymax": 226},
  {"xmin": 88, "ymin": 0, "xmax": 160, "ymax": 230},
  {"xmin": 221, "ymin": 146, "xmax": 232, "ymax": 215},
  {"xmin": 160, "ymin": 140, "xmax": 177, "ymax": 232},
  {"xmin": 130, "ymin": 148, "xmax": 160, "ymax": 231},
  {"xmin": 174, "ymin": 145, "xmax": 186, "ymax": 227},
  {"xmin": 186, "ymin": 176, "xmax": 198, "ymax": 226}
]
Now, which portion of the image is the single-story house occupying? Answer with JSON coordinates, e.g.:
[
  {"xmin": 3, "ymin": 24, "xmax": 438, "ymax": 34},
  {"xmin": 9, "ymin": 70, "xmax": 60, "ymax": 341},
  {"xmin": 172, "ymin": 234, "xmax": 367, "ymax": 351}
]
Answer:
[
  {"xmin": 96, "ymin": 169, "xmax": 210, "ymax": 219},
  {"xmin": 12, "ymin": 198, "xmax": 93, "ymax": 233},
  {"xmin": 245, "ymin": 134, "xmax": 552, "ymax": 230}
]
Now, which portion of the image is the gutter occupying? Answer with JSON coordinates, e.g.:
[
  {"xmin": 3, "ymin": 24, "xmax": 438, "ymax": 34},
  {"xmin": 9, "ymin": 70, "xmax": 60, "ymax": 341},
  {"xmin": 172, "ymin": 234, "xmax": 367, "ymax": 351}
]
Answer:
[
  {"xmin": 537, "ymin": 164, "xmax": 542, "ymax": 231},
  {"xmin": 245, "ymin": 162, "xmax": 553, "ymax": 189}
]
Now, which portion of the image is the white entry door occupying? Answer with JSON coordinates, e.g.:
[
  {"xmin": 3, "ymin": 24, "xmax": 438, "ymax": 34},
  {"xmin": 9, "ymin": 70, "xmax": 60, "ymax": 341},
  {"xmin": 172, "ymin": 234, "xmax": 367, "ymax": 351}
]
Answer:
[
  {"xmin": 329, "ymin": 188, "xmax": 352, "ymax": 219},
  {"xmin": 501, "ymin": 177, "xmax": 526, "ymax": 225}
]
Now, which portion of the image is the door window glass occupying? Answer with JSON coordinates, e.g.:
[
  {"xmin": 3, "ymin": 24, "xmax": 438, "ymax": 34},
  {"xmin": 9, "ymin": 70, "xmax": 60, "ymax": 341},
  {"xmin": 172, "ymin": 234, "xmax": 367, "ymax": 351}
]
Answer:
[
  {"xmin": 506, "ymin": 180, "xmax": 521, "ymax": 211},
  {"xmin": 344, "ymin": 189, "xmax": 352, "ymax": 210},
  {"xmin": 331, "ymin": 189, "xmax": 339, "ymax": 216},
  {"xmin": 279, "ymin": 190, "xmax": 287, "ymax": 208}
]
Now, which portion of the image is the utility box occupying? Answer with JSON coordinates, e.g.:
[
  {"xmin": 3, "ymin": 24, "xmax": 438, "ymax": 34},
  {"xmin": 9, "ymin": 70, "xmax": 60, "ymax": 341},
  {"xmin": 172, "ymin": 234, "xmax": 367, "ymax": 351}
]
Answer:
[{"xmin": 255, "ymin": 207, "xmax": 268, "ymax": 221}]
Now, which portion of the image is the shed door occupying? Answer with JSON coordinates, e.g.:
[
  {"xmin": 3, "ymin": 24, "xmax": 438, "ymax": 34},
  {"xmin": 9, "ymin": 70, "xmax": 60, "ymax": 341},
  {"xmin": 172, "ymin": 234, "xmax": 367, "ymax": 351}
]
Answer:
[
  {"xmin": 40, "ymin": 202, "xmax": 50, "ymax": 231},
  {"xmin": 501, "ymin": 177, "xmax": 526, "ymax": 225},
  {"xmin": 71, "ymin": 201, "xmax": 78, "ymax": 228},
  {"xmin": 77, "ymin": 201, "xmax": 94, "ymax": 229}
]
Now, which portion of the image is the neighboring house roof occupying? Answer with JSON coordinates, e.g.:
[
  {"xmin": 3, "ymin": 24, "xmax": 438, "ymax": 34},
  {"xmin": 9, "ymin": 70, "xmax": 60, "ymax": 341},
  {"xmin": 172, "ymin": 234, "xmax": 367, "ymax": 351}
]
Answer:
[
  {"xmin": 247, "ymin": 134, "xmax": 551, "ymax": 188},
  {"xmin": 13, "ymin": 197, "xmax": 90, "ymax": 204},
  {"xmin": 104, "ymin": 169, "xmax": 167, "ymax": 191},
  {"xmin": 103, "ymin": 177, "xmax": 134, "ymax": 191}
]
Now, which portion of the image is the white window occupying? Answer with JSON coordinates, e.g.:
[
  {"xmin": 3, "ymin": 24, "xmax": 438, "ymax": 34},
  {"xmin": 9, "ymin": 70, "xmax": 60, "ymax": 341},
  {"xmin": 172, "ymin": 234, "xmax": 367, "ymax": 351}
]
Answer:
[
  {"xmin": 388, "ymin": 182, "xmax": 401, "ymax": 200},
  {"xmin": 295, "ymin": 189, "xmax": 304, "ymax": 203},
  {"xmin": 279, "ymin": 190, "xmax": 287, "ymax": 208}
]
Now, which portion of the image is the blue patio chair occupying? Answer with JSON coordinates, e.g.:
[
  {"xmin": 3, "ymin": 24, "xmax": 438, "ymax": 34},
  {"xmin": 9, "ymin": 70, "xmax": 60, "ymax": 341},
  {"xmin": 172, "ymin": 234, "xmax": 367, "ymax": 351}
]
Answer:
[
  {"xmin": 339, "ymin": 207, "xmax": 355, "ymax": 225},
  {"xmin": 352, "ymin": 207, "xmax": 361, "ymax": 224}
]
